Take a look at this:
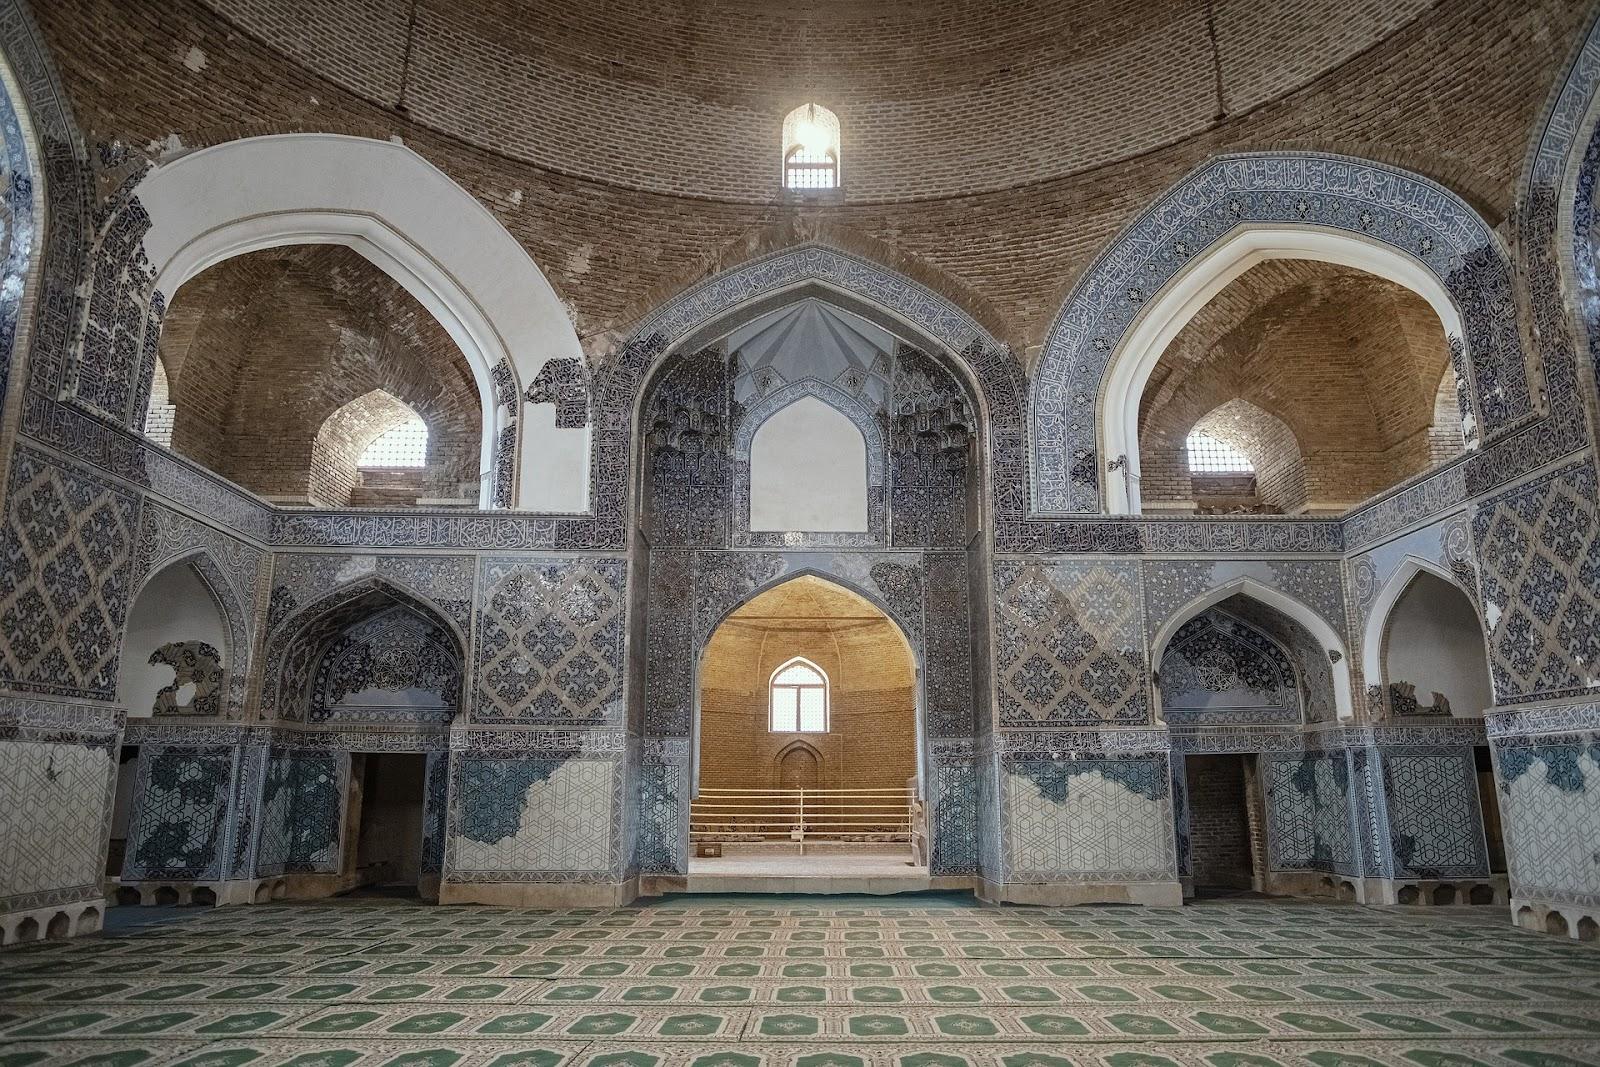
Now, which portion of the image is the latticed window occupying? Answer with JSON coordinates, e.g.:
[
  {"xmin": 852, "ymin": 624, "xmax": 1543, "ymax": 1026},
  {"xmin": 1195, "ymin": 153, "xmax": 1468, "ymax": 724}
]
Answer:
[
  {"xmin": 782, "ymin": 103, "xmax": 841, "ymax": 192},
  {"xmin": 784, "ymin": 146, "xmax": 838, "ymax": 190},
  {"xmin": 360, "ymin": 415, "xmax": 429, "ymax": 468},
  {"xmin": 1185, "ymin": 430, "xmax": 1253, "ymax": 473},
  {"xmin": 770, "ymin": 657, "xmax": 829, "ymax": 732}
]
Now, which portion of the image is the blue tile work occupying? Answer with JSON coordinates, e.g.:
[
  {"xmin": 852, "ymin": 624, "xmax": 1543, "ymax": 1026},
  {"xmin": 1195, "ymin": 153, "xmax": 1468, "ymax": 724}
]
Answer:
[
  {"xmin": 1381, "ymin": 750, "xmax": 1488, "ymax": 879},
  {"xmin": 1264, "ymin": 752, "xmax": 1357, "ymax": 876},
  {"xmin": 419, "ymin": 750, "xmax": 449, "ymax": 876},
  {"xmin": 0, "ymin": 447, "xmax": 139, "ymax": 700},
  {"xmin": 1002, "ymin": 755, "xmax": 1177, "ymax": 885},
  {"xmin": 1158, "ymin": 608, "xmax": 1301, "ymax": 726},
  {"xmin": 122, "ymin": 746, "xmax": 233, "ymax": 882},
  {"xmin": 1472, "ymin": 459, "xmax": 1600, "ymax": 704},
  {"xmin": 1489, "ymin": 703, "xmax": 1600, "ymax": 911},
  {"xmin": 1032, "ymin": 152, "xmax": 1531, "ymax": 514},
  {"xmin": 992, "ymin": 559, "xmax": 1148, "ymax": 726},
  {"xmin": 473, "ymin": 556, "xmax": 627, "ymax": 725},
  {"xmin": 448, "ymin": 750, "xmax": 617, "ymax": 881},
  {"xmin": 308, "ymin": 606, "xmax": 460, "ymax": 725},
  {"xmin": 257, "ymin": 752, "xmax": 344, "ymax": 876},
  {"xmin": 523, "ymin": 356, "xmax": 590, "ymax": 428}
]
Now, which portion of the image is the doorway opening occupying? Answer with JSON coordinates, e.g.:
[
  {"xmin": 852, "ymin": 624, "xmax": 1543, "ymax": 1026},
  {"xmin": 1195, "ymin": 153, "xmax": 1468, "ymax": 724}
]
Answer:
[
  {"xmin": 691, "ymin": 575, "xmax": 927, "ymax": 892},
  {"xmin": 344, "ymin": 753, "xmax": 429, "ymax": 899},
  {"xmin": 1180, "ymin": 754, "xmax": 1262, "ymax": 899}
]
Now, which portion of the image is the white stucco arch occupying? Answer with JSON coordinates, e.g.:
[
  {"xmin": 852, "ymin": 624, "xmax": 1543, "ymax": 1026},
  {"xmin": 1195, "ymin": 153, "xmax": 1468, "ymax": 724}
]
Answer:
[
  {"xmin": 1099, "ymin": 226, "xmax": 1469, "ymax": 514},
  {"xmin": 133, "ymin": 133, "xmax": 588, "ymax": 511},
  {"xmin": 1360, "ymin": 556, "xmax": 1489, "ymax": 706},
  {"xmin": 1150, "ymin": 576, "xmax": 1355, "ymax": 721}
]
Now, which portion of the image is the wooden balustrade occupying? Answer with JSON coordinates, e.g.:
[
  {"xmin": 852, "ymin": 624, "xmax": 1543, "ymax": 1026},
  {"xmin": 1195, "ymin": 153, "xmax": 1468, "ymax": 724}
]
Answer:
[{"xmin": 690, "ymin": 786, "xmax": 915, "ymax": 855}]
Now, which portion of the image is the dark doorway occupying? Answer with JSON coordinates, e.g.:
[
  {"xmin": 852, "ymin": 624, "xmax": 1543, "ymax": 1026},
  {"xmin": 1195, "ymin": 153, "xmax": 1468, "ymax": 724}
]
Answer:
[
  {"xmin": 1476, "ymin": 745, "xmax": 1507, "ymax": 874},
  {"xmin": 348, "ymin": 753, "xmax": 428, "ymax": 896},
  {"xmin": 1185, "ymin": 754, "xmax": 1257, "ymax": 895},
  {"xmin": 107, "ymin": 746, "xmax": 140, "ymax": 878}
]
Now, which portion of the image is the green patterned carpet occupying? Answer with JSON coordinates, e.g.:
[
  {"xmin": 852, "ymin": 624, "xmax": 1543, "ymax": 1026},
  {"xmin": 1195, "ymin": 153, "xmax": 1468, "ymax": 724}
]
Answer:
[{"xmin": 2, "ymin": 896, "xmax": 1599, "ymax": 1067}]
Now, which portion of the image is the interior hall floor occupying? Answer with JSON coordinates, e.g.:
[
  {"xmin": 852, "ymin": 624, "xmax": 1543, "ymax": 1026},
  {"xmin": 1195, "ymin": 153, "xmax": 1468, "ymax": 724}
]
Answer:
[{"xmin": 1, "ymin": 897, "xmax": 1599, "ymax": 1067}]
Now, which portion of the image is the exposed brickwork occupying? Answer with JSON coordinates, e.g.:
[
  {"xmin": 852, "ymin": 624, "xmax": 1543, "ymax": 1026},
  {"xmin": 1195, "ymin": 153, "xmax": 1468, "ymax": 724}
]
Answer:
[
  {"xmin": 1140, "ymin": 262, "xmax": 1465, "ymax": 514},
  {"xmin": 33, "ymin": 0, "xmax": 1587, "ymax": 355},
  {"xmin": 699, "ymin": 580, "xmax": 916, "ymax": 798},
  {"xmin": 1186, "ymin": 754, "xmax": 1254, "ymax": 891},
  {"xmin": 154, "ymin": 246, "xmax": 481, "ymax": 506}
]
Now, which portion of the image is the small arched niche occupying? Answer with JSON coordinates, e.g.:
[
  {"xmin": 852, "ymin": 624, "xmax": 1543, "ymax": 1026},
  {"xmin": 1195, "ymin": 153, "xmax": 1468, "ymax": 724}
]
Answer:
[
  {"xmin": 118, "ymin": 561, "xmax": 230, "ymax": 719},
  {"xmin": 749, "ymin": 396, "xmax": 869, "ymax": 532},
  {"xmin": 1380, "ymin": 570, "xmax": 1491, "ymax": 718}
]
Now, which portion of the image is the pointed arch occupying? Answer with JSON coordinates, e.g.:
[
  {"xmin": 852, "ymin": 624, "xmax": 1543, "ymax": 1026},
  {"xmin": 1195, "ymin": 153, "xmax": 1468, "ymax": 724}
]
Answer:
[
  {"xmin": 121, "ymin": 548, "xmax": 250, "ymax": 718},
  {"xmin": 260, "ymin": 574, "xmax": 467, "ymax": 722},
  {"xmin": 66, "ymin": 133, "xmax": 585, "ymax": 510},
  {"xmin": 769, "ymin": 655, "xmax": 830, "ymax": 732},
  {"xmin": 1150, "ymin": 577, "xmax": 1353, "ymax": 721},
  {"xmin": 1361, "ymin": 556, "xmax": 1490, "ymax": 719},
  {"xmin": 1032, "ymin": 152, "xmax": 1529, "ymax": 515}
]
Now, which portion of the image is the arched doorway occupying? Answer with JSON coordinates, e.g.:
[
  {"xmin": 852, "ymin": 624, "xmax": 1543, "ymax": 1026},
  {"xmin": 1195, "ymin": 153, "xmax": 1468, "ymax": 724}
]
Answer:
[{"xmin": 691, "ymin": 575, "xmax": 927, "ymax": 890}]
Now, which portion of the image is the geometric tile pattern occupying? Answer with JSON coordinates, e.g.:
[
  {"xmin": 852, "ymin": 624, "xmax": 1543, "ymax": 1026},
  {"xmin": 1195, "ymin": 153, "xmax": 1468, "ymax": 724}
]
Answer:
[
  {"xmin": 1472, "ymin": 459, "xmax": 1600, "ymax": 704},
  {"xmin": 449, "ymin": 758, "xmax": 614, "ymax": 878},
  {"xmin": 1003, "ymin": 760, "xmax": 1175, "ymax": 882},
  {"xmin": 123, "ymin": 747, "xmax": 233, "ymax": 881},
  {"xmin": 0, "ymin": 446, "xmax": 138, "ymax": 700},
  {"xmin": 3, "ymin": 900, "xmax": 1599, "ymax": 1065},
  {"xmin": 1381, "ymin": 752, "xmax": 1487, "ymax": 879},
  {"xmin": 1264, "ymin": 754, "xmax": 1356, "ymax": 875},
  {"xmin": 257, "ymin": 752, "xmax": 345, "ymax": 876},
  {"xmin": 1159, "ymin": 608, "xmax": 1300, "ymax": 725},
  {"xmin": 473, "ymin": 558, "xmax": 627, "ymax": 725},
  {"xmin": 993, "ymin": 560, "xmax": 1147, "ymax": 726},
  {"xmin": 0, "ymin": 740, "xmax": 111, "ymax": 908},
  {"xmin": 1495, "ymin": 739, "xmax": 1600, "ymax": 908}
]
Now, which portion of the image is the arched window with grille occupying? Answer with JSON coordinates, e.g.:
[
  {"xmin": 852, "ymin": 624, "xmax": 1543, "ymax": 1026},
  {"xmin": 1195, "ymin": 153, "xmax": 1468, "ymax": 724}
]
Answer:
[
  {"xmin": 1185, "ymin": 430, "xmax": 1253, "ymax": 474},
  {"xmin": 360, "ymin": 412, "xmax": 429, "ymax": 468},
  {"xmin": 782, "ymin": 103, "xmax": 841, "ymax": 191},
  {"xmin": 769, "ymin": 657, "xmax": 829, "ymax": 732}
]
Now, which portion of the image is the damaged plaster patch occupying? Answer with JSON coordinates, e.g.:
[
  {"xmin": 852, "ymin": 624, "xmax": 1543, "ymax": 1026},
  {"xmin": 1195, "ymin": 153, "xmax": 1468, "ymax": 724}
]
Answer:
[
  {"xmin": 565, "ymin": 244, "xmax": 592, "ymax": 276},
  {"xmin": 183, "ymin": 46, "xmax": 207, "ymax": 72}
]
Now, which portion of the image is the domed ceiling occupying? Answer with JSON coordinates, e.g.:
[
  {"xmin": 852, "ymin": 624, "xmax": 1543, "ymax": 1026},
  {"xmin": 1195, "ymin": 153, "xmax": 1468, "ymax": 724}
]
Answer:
[{"xmin": 199, "ymin": 0, "xmax": 1434, "ymax": 202}]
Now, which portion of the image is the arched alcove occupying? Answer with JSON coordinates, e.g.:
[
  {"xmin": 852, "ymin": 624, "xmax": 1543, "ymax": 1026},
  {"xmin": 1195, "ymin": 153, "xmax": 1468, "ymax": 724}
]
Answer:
[
  {"xmin": 693, "ymin": 574, "xmax": 922, "ymax": 880},
  {"xmin": 750, "ymin": 396, "xmax": 869, "ymax": 532},
  {"xmin": 117, "ymin": 560, "xmax": 230, "ymax": 719},
  {"xmin": 1141, "ymin": 396, "xmax": 1307, "ymax": 515},
  {"xmin": 1158, "ymin": 606, "xmax": 1303, "ymax": 725},
  {"xmin": 1366, "ymin": 562, "xmax": 1491, "ymax": 719}
]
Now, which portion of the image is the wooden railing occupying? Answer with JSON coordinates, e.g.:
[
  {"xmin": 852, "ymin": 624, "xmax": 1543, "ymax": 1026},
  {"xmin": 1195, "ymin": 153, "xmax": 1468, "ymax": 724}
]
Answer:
[{"xmin": 690, "ymin": 787, "xmax": 916, "ymax": 855}]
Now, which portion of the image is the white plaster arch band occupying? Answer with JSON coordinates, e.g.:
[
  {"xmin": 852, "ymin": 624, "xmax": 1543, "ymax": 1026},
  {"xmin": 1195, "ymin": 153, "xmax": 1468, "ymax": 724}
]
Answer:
[
  {"xmin": 1097, "ymin": 226, "xmax": 1469, "ymax": 515},
  {"xmin": 1031, "ymin": 151, "xmax": 1532, "ymax": 516},
  {"xmin": 1359, "ymin": 555, "xmax": 1486, "ymax": 695},
  {"xmin": 131, "ymin": 134, "xmax": 587, "ymax": 511},
  {"xmin": 1148, "ymin": 576, "xmax": 1354, "ymax": 722}
]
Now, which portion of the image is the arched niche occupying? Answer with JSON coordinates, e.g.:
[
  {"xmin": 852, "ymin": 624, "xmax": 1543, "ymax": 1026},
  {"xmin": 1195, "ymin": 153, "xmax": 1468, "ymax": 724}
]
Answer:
[
  {"xmin": 750, "ymin": 395, "xmax": 869, "ymax": 532},
  {"xmin": 1151, "ymin": 578, "xmax": 1352, "ymax": 722},
  {"xmin": 1363, "ymin": 558, "xmax": 1491, "ymax": 719},
  {"xmin": 1031, "ymin": 153, "xmax": 1527, "ymax": 515},
  {"xmin": 263, "ymin": 577, "xmax": 467, "ymax": 724},
  {"xmin": 1099, "ymin": 228, "xmax": 1468, "ymax": 515},
  {"xmin": 1158, "ymin": 606, "xmax": 1302, "ymax": 725},
  {"xmin": 117, "ymin": 556, "xmax": 235, "ymax": 719},
  {"xmin": 78, "ymin": 134, "xmax": 586, "ymax": 510}
]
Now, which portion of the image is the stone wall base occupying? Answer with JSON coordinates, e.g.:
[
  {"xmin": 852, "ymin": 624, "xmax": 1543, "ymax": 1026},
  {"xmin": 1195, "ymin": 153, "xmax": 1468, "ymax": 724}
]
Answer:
[
  {"xmin": 976, "ymin": 879, "xmax": 1184, "ymax": 907},
  {"xmin": 1362, "ymin": 875, "xmax": 1507, "ymax": 907},
  {"xmin": 1510, "ymin": 896, "xmax": 1600, "ymax": 940},
  {"xmin": 440, "ymin": 878, "xmax": 639, "ymax": 907},
  {"xmin": 1, "ymin": 898, "xmax": 104, "ymax": 947}
]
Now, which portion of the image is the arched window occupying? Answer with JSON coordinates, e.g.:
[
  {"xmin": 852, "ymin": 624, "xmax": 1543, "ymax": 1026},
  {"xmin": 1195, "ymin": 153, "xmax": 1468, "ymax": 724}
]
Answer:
[
  {"xmin": 360, "ymin": 414, "xmax": 429, "ymax": 468},
  {"xmin": 782, "ymin": 103, "xmax": 840, "ymax": 191},
  {"xmin": 770, "ymin": 657, "xmax": 829, "ymax": 732},
  {"xmin": 1186, "ymin": 430, "xmax": 1253, "ymax": 474}
]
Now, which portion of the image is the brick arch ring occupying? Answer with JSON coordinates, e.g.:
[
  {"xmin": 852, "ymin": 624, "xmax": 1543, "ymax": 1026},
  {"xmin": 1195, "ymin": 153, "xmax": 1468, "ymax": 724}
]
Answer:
[{"xmin": 1030, "ymin": 152, "xmax": 1533, "ymax": 516}]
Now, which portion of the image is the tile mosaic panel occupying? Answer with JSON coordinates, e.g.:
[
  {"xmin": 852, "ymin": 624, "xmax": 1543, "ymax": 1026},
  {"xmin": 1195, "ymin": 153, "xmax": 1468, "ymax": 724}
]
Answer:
[
  {"xmin": 0, "ymin": 446, "xmax": 139, "ymax": 700},
  {"xmin": 0, "ymin": 739, "xmax": 112, "ymax": 910},
  {"xmin": 123, "ymin": 746, "xmax": 234, "ymax": 881},
  {"xmin": 1158, "ymin": 608, "xmax": 1301, "ymax": 726},
  {"xmin": 473, "ymin": 557, "xmax": 627, "ymax": 725},
  {"xmin": 1381, "ymin": 751, "xmax": 1488, "ymax": 879},
  {"xmin": 1263, "ymin": 753, "xmax": 1356, "ymax": 875},
  {"xmin": 309, "ymin": 606, "xmax": 460, "ymax": 725},
  {"xmin": 1494, "ymin": 734, "xmax": 1600, "ymax": 908},
  {"xmin": 993, "ymin": 559, "xmax": 1148, "ymax": 726},
  {"xmin": 449, "ymin": 757, "xmax": 615, "ymax": 878},
  {"xmin": 257, "ymin": 752, "xmax": 345, "ymax": 876},
  {"xmin": 1472, "ymin": 459, "xmax": 1600, "ymax": 704},
  {"xmin": 1002, "ymin": 757, "xmax": 1175, "ymax": 882},
  {"xmin": 1142, "ymin": 559, "xmax": 1347, "ymax": 643}
]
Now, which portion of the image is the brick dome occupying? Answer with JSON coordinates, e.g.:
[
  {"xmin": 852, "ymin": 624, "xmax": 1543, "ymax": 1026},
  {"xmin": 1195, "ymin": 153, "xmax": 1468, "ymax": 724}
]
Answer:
[{"xmin": 198, "ymin": 0, "xmax": 1436, "ymax": 202}]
